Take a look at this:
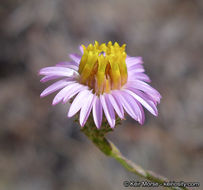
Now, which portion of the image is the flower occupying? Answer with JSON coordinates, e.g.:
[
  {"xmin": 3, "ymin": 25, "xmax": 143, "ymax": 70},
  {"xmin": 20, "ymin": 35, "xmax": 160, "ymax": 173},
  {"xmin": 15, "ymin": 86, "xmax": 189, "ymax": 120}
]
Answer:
[{"xmin": 39, "ymin": 41, "xmax": 161, "ymax": 128}]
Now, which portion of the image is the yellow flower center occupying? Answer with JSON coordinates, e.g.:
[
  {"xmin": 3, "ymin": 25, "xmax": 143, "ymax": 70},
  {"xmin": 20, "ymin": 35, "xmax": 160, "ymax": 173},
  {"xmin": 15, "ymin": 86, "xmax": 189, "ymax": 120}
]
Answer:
[{"xmin": 78, "ymin": 41, "xmax": 128, "ymax": 94}]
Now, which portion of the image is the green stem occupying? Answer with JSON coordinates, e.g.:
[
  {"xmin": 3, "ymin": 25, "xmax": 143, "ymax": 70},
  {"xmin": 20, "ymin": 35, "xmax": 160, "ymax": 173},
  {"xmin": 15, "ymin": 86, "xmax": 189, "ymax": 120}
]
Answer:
[
  {"xmin": 109, "ymin": 140, "xmax": 188, "ymax": 190},
  {"xmin": 81, "ymin": 126, "xmax": 189, "ymax": 190},
  {"xmin": 79, "ymin": 116, "xmax": 189, "ymax": 190}
]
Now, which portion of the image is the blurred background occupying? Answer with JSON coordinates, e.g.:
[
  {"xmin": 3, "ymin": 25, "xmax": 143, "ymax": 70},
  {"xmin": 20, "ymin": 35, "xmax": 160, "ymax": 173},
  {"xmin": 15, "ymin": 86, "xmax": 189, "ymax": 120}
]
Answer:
[{"xmin": 0, "ymin": 0, "xmax": 203, "ymax": 189}]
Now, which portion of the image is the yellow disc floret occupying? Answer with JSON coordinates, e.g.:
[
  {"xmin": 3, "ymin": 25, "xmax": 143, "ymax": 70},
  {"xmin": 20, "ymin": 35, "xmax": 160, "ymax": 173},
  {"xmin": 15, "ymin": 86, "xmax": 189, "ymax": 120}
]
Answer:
[{"xmin": 78, "ymin": 41, "xmax": 128, "ymax": 94}]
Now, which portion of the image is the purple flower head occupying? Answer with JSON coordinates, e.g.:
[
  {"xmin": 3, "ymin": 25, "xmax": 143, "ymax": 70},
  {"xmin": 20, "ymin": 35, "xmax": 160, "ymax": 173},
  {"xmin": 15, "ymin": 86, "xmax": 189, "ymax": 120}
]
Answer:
[{"xmin": 39, "ymin": 41, "xmax": 161, "ymax": 128}]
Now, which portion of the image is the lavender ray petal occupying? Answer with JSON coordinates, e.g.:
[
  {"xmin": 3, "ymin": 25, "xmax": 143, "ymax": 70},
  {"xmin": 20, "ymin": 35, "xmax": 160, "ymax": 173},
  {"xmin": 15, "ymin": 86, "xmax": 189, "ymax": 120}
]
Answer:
[
  {"xmin": 80, "ymin": 93, "xmax": 95, "ymax": 127},
  {"xmin": 40, "ymin": 75, "xmax": 65, "ymax": 83},
  {"xmin": 100, "ymin": 94, "xmax": 115, "ymax": 128},
  {"xmin": 68, "ymin": 89, "xmax": 90, "ymax": 117},
  {"xmin": 69, "ymin": 53, "xmax": 81, "ymax": 64},
  {"xmin": 113, "ymin": 91, "xmax": 138, "ymax": 121},
  {"xmin": 56, "ymin": 61, "xmax": 79, "ymax": 70},
  {"xmin": 52, "ymin": 82, "xmax": 77, "ymax": 105},
  {"xmin": 39, "ymin": 67, "xmax": 77, "ymax": 77},
  {"xmin": 40, "ymin": 79, "xmax": 74, "ymax": 97},
  {"xmin": 128, "ymin": 68, "xmax": 145, "ymax": 74},
  {"xmin": 123, "ymin": 93, "xmax": 144, "ymax": 124},
  {"xmin": 126, "ymin": 56, "xmax": 143, "ymax": 68},
  {"xmin": 122, "ymin": 91, "xmax": 145, "ymax": 124},
  {"xmin": 127, "ymin": 73, "xmax": 151, "ymax": 83},
  {"xmin": 79, "ymin": 45, "xmax": 84, "ymax": 54},
  {"xmin": 63, "ymin": 84, "xmax": 88, "ymax": 103},
  {"xmin": 135, "ymin": 100, "xmax": 145, "ymax": 125},
  {"xmin": 107, "ymin": 93, "xmax": 124, "ymax": 119},
  {"xmin": 125, "ymin": 80, "xmax": 161, "ymax": 103},
  {"xmin": 127, "ymin": 64, "xmax": 144, "ymax": 72},
  {"xmin": 132, "ymin": 89, "xmax": 159, "ymax": 113},
  {"xmin": 124, "ymin": 89, "xmax": 158, "ymax": 116},
  {"xmin": 133, "ymin": 73, "xmax": 151, "ymax": 82},
  {"xmin": 92, "ymin": 96, "xmax": 103, "ymax": 129},
  {"xmin": 127, "ymin": 86, "xmax": 159, "ymax": 105},
  {"xmin": 111, "ymin": 92, "xmax": 125, "ymax": 117}
]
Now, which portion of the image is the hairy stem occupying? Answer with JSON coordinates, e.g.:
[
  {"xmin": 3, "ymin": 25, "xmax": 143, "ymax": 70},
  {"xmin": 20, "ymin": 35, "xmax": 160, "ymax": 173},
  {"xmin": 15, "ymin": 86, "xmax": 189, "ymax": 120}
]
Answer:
[
  {"xmin": 82, "ymin": 128, "xmax": 189, "ymax": 190},
  {"xmin": 108, "ymin": 140, "xmax": 188, "ymax": 190},
  {"xmin": 80, "ymin": 116, "xmax": 189, "ymax": 190}
]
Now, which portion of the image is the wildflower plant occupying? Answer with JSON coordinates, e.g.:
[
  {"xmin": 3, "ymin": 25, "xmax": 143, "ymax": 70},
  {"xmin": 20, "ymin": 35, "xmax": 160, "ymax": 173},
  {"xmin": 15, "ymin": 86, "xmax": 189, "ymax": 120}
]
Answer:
[{"xmin": 39, "ymin": 41, "xmax": 187, "ymax": 190}]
